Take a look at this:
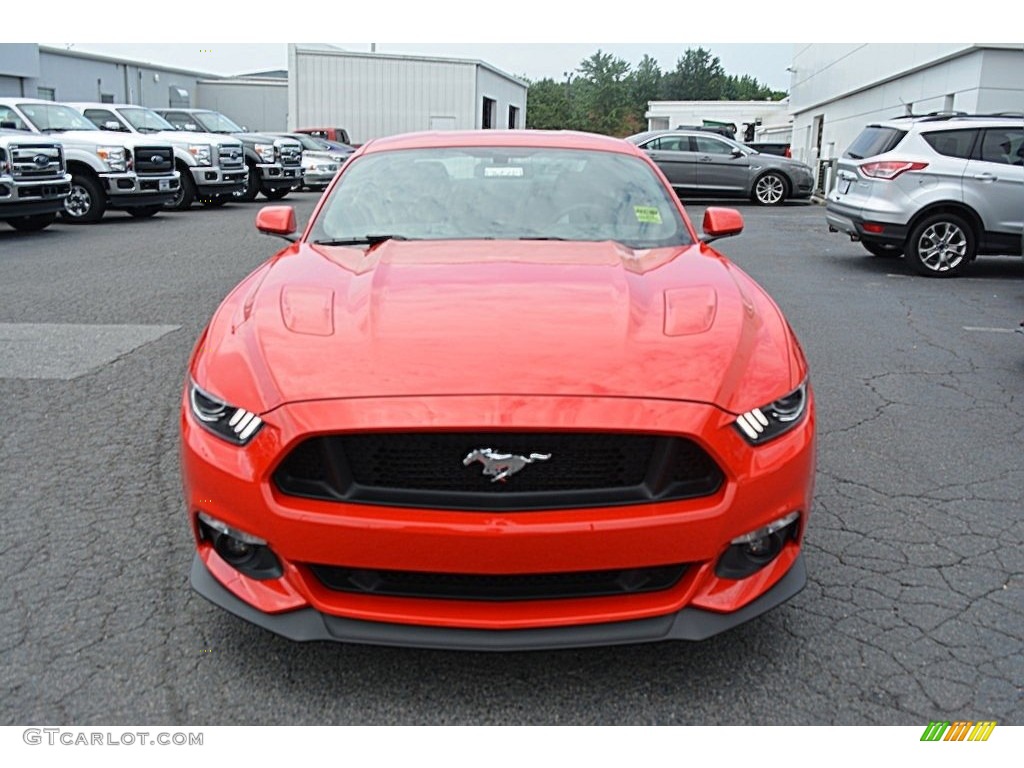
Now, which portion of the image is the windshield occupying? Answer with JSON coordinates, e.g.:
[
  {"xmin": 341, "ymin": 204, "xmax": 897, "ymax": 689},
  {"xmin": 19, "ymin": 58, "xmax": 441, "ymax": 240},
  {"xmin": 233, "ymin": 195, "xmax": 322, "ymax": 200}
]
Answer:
[
  {"xmin": 309, "ymin": 147, "xmax": 692, "ymax": 249},
  {"xmin": 17, "ymin": 103, "xmax": 97, "ymax": 132},
  {"xmin": 287, "ymin": 133, "xmax": 330, "ymax": 151},
  {"xmin": 120, "ymin": 107, "xmax": 175, "ymax": 133},
  {"xmin": 193, "ymin": 111, "xmax": 243, "ymax": 133}
]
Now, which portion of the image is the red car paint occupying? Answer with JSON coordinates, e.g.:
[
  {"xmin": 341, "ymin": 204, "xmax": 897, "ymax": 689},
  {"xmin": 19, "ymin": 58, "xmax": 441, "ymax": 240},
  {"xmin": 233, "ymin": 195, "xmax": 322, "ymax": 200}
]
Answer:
[{"xmin": 182, "ymin": 130, "xmax": 815, "ymax": 647}]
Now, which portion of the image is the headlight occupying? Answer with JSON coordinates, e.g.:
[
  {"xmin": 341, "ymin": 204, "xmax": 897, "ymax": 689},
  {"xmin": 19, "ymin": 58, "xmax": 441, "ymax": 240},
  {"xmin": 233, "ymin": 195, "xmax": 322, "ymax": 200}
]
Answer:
[
  {"xmin": 254, "ymin": 143, "xmax": 275, "ymax": 163},
  {"xmin": 188, "ymin": 144, "xmax": 212, "ymax": 165},
  {"xmin": 96, "ymin": 145, "xmax": 129, "ymax": 172},
  {"xmin": 188, "ymin": 380, "xmax": 263, "ymax": 445},
  {"xmin": 734, "ymin": 381, "xmax": 808, "ymax": 445}
]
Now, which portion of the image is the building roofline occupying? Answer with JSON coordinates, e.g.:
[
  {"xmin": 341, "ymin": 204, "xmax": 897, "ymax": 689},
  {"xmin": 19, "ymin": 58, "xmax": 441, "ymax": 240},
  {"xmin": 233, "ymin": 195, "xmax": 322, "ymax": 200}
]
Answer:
[
  {"xmin": 290, "ymin": 44, "xmax": 529, "ymax": 88},
  {"xmin": 38, "ymin": 45, "xmax": 224, "ymax": 79}
]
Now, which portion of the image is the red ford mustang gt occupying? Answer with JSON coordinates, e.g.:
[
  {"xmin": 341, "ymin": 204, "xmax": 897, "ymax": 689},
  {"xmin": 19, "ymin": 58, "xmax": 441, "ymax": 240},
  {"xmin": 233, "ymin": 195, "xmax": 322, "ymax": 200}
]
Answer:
[{"xmin": 181, "ymin": 130, "xmax": 815, "ymax": 650}]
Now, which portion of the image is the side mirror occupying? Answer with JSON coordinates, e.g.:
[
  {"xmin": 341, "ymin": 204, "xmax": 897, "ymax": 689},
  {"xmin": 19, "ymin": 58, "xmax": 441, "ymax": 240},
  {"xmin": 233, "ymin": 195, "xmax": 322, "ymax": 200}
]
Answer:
[
  {"xmin": 103, "ymin": 121, "xmax": 126, "ymax": 131},
  {"xmin": 256, "ymin": 205, "xmax": 297, "ymax": 242},
  {"xmin": 184, "ymin": 123, "xmax": 198, "ymax": 131},
  {"xmin": 700, "ymin": 207, "xmax": 744, "ymax": 244},
  {"xmin": 731, "ymin": 147, "xmax": 744, "ymax": 158},
  {"xmin": 240, "ymin": 125, "xmax": 249, "ymax": 132}
]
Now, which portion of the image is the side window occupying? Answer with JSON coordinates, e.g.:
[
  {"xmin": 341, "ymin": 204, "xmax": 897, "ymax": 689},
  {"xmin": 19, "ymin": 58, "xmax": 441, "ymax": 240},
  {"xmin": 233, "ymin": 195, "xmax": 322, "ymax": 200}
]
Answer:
[
  {"xmin": 693, "ymin": 136, "xmax": 734, "ymax": 155},
  {"xmin": 0, "ymin": 105, "xmax": 27, "ymax": 130},
  {"xmin": 84, "ymin": 109, "xmax": 123, "ymax": 131},
  {"xmin": 162, "ymin": 112, "xmax": 188, "ymax": 129},
  {"xmin": 644, "ymin": 136, "xmax": 689, "ymax": 152},
  {"xmin": 978, "ymin": 128, "xmax": 1024, "ymax": 166},
  {"xmin": 922, "ymin": 129, "xmax": 978, "ymax": 159}
]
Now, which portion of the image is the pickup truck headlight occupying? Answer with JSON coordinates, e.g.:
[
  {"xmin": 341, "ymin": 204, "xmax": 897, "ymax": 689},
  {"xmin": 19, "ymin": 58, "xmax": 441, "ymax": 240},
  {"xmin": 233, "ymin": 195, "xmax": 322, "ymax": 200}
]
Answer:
[
  {"xmin": 188, "ymin": 144, "xmax": 212, "ymax": 166},
  {"xmin": 734, "ymin": 381, "xmax": 808, "ymax": 445},
  {"xmin": 254, "ymin": 143, "xmax": 275, "ymax": 163},
  {"xmin": 188, "ymin": 380, "xmax": 263, "ymax": 445},
  {"xmin": 96, "ymin": 145, "xmax": 129, "ymax": 172}
]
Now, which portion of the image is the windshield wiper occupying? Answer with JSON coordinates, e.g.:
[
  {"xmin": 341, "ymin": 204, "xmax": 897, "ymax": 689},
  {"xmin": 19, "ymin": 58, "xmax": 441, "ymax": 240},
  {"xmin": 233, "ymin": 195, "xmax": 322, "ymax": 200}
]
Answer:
[{"xmin": 312, "ymin": 234, "xmax": 411, "ymax": 246}]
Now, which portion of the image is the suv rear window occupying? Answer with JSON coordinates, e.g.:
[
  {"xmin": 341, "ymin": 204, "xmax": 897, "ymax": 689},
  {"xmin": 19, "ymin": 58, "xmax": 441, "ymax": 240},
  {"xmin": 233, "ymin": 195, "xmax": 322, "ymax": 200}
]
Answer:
[
  {"xmin": 922, "ymin": 129, "xmax": 979, "ymax": 159},
  {"xmin": 844, "ymin": 127, "xmax": 907, "ymax": 159}
]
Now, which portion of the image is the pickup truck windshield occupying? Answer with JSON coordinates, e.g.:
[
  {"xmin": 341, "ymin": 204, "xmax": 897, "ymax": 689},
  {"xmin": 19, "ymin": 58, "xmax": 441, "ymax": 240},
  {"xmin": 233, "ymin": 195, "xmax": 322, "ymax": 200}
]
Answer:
[
  {"xmin": 193, "ymin": 111, "xmax": 244, "ymax": 133},
  {"xmin": 18, "ymin": 103, "xmax": 97, "ymax": 132},
  {"xmin": 310, "ymin": 147, "xmax": 693, "ymax": 250},
  {"xmin": 120, "ymin": 108, "xmax": 176, "ymax": 133}
]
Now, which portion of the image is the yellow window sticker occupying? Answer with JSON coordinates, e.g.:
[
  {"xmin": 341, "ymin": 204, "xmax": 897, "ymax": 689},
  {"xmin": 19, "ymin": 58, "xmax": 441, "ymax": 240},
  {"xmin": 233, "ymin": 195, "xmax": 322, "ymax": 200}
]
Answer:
[{"xmin": 634, "ymin": 206, "xmax": 662, "ymax": 224}]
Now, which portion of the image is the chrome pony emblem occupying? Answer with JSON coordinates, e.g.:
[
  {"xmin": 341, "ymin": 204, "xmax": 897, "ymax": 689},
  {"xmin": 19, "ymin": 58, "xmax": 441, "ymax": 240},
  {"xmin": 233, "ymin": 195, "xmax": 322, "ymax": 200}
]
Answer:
[{"xmin": 463, "ymin": 448, "xmax": 552, "ymax": 483}]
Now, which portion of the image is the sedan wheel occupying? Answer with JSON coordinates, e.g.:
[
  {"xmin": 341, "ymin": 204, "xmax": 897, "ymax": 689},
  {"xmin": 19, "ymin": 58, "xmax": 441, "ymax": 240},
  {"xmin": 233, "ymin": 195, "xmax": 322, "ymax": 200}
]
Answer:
[
  {"xmin": 906, "ymin": 213, "xmax": 974, "ymax": 277},
  {"xmin": 752, "ymin": 172, "xmax": 787, "ymax": 205}
]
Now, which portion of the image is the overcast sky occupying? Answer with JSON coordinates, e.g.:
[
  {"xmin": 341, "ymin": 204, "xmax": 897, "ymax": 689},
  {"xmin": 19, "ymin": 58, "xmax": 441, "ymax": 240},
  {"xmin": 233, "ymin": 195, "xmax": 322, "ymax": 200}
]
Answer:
[{"xmin": 49, "ymin": 43, "xmax": 796, "ymax": 91}]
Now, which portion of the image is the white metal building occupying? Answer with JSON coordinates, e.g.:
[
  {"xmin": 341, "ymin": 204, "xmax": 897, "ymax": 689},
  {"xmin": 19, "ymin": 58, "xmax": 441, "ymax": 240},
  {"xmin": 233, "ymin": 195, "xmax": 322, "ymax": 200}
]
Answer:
[
  {"xmin": 287, "ymin": 44, "xmax": 528, "ymax": 144},
  {"xmin": 788, "ymin": 44, "xmax": 1024, "ymax": 168},
  {"xmin": 196, "ymin": 76, "xmax": 287, "ymax": 132},
  {"xmin": 645, "ymin": 99, "xmax": 791, "ymax": 141}
]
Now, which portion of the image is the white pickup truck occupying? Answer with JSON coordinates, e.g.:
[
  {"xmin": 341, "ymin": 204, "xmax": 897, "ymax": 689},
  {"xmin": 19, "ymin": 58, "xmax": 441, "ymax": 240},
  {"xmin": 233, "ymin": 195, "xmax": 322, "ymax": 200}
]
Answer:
[
  {"xmin": 0, "ymin": 98, "xmax": 179, "ymax": 223},
  {"xmin": 68, "ymin": 102, "xmax": 247, "ymax": 210},
  {"xmin": 0, "ymin": 129, "xmax": 72, "ymax": 231}
]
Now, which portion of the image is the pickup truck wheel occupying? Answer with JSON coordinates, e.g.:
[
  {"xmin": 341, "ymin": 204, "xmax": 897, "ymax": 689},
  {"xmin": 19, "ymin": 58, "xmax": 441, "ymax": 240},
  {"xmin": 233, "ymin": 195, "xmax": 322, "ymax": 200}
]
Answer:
[
  {"xmin": 127, "ymin": 205, "xmax": 163, "ymax": 218},
  {"xmin": 167, "ymin": 171, "xmax": 196, "ymax": 211},
  {"xmin": 7, "ymin": 213, "xmax": 58, "ymax": 232},
  {"xmin": 863, "ymin": 241, "xmax": 903, "ymax": 258},
  {"xmin": 752, "ymin": 171, "xmax": 788, "ymax": 205},
  {"xmin": 61, "ymin": 174, "xmax": 106, "ymax": 224},
  {"xmin": 261, "ymin": 187, "xmax": 291, "ymax": 201},
  {"xmin": 906, "ymin": 213, "xmax": 975, "ymax": 277},
  {"xmin": 234, "ymin": 164, "xmax": 260, "ymax": 203}
]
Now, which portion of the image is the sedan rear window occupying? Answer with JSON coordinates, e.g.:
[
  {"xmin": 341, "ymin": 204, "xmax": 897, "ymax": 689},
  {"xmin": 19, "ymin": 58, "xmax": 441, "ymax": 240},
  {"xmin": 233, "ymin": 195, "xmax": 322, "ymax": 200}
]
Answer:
[{"xmin": 844, "ymin": 127, "xmax": 907, "ymax": 159}]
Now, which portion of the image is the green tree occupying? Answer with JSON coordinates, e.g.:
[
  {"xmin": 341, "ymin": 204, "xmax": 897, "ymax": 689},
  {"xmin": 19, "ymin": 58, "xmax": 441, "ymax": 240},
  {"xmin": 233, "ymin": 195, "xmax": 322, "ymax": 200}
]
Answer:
[
  {"xmin": 571, "ymin": 50, "xmax": 635, "ymax": 136},
  {"xmin": 660, "ymin": 47, "xmax": 725, "ymax": 100},
  {"xmin": 525, "ymin": 77, "xmax": 571, "ymax": 130}
]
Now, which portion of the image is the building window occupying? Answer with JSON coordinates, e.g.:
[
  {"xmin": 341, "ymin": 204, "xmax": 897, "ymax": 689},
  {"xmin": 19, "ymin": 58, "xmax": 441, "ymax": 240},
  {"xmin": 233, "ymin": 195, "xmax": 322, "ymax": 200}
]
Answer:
[
  {"xmin": 482, "ymin": 97, "xmax": 496, "ymax": 130},
  {"xmin": 101, "ymin": 93, "xmax": 115, "ymax": 104},
  {"xmin": 508, "ymin": 105, "xmax": 520, "ymax": 129},
  {"xmin": 37, "ymin": 87, "xmax": 56, "ymax": 101}
]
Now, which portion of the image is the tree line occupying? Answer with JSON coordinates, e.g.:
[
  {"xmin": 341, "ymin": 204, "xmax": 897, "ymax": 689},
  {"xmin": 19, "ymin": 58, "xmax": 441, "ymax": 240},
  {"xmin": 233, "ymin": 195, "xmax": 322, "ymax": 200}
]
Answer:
[{"xmin": 524, "ymin": 47, "xmax": 788, "ymax": 137}]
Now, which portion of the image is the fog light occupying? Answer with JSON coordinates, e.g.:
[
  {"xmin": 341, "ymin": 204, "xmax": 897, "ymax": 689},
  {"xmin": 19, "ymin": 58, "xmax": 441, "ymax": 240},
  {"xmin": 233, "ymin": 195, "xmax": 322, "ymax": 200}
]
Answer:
[
  {"xmin": 716, "ymin": 512, "xmax": 800, "ymax": 580},
  {"xmin": 197, "ymin": 511, "xmax": 282, "ymax": 580}
]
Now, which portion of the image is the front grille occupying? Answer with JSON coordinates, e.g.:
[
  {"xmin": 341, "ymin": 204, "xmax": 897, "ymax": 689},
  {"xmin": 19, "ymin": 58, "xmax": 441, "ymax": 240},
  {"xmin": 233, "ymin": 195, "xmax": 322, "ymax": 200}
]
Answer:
[
  {"xmin": 217, "ymin": 143, "xmax": 244, "ymax": 169},
  {"xmin": 9, "ymin": 144, "xmax": 64, "ymax": 179},
  {"xmin": 308, "ymin": 563, "xmax": 689, "ymax": 601},
  {"xmin": 274, "ymin": 432, "xmax": 724, "ymax": 511},
  {"xmin": 276, "ymin": 142, "xmax": 302, "ymax": 167},
  {"xmin": 133, "ymin": 145, "xmax": 174, "ymax": 175}
]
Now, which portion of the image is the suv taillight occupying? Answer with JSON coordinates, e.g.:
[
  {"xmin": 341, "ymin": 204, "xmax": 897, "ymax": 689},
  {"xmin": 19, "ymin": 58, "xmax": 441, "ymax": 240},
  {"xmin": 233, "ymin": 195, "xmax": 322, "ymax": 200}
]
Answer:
[{"xmin": 859, "ymin": 161, "xmax": 928, "ymax": 180}]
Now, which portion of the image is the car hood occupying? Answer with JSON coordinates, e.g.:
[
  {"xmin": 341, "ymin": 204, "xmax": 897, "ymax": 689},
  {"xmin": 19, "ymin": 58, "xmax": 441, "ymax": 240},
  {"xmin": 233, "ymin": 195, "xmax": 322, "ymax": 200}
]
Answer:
[
  {"xmin": 195, "ymin": 240, "xmax": 799, "ymax": 415},
  {"xmin": 149, "ymin": 130, "xmax": 241, "ymax": 148}
]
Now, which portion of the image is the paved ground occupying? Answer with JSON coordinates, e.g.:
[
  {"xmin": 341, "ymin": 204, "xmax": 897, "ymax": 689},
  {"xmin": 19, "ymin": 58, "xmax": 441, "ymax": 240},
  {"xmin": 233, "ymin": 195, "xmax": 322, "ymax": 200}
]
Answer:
[{"xmin": 1, "ymin": 196, "xmax": 1021, "ymax": 725}]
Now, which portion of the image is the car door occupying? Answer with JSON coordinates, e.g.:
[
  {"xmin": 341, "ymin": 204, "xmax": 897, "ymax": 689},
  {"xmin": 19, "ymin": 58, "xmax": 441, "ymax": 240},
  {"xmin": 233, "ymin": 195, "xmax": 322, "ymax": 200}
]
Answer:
[
  {"xmin": 82, "ymin": 108, "xmax": 128, "ymax": 132},
  {"xmin": 963, "ymin": 127, "xmax": 1024, "ymax": 248},
  {"xmin": 639, "ymin": 135, "xmax": 697, "ymax": 190},
  {"xmin": 692, "ymin": 135, "xmax": 749, "ymax": 195}
]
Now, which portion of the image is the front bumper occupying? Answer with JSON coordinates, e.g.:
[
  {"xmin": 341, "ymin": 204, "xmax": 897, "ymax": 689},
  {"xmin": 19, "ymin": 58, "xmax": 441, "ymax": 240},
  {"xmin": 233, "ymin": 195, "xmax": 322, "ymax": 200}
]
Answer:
[
  {"xmin": 181, "ymin": 393, "xmax": 816, "ymax": 645},
  {"xmin": 103, "ymin": 171, "xmax": 180, "ymax": 208},
  {"xmin": 191, "ymin": 552, "xmax": 807, "ymax": 650},
  {"xmin": 257, "ymin": 163, "xmax": 302, "ymax": 190},
  {"xmin": 0, "ymin": 174, "xmax": 71, "ymax": 216},
  {"xmin": 190, "ymin": 165, "xmax": 248, "ymax": 196}
]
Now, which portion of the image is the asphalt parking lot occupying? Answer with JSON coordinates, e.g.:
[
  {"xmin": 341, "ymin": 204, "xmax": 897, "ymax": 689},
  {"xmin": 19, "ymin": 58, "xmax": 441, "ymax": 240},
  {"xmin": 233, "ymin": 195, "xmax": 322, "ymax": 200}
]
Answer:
[{"xmin": 0, "ymin": 196, "xmax": 1021, "ymax": 725}]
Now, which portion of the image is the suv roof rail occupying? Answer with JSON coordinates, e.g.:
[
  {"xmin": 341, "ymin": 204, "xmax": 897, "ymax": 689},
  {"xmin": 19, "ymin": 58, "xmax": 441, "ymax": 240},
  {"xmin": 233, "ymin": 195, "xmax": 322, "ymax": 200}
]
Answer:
[{"xmin": 890, "ymin": 111, "xmax": 1024, "ymax": 122}]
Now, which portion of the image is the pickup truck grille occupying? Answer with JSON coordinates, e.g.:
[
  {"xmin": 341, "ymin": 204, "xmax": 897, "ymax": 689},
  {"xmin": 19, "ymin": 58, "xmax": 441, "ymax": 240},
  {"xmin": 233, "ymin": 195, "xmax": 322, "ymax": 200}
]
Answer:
[
  {"xmin": 277, "ymin": 142, "xmax": 302, "ymax": 167},
  {"xmin": 133, "ymin": 146, "xmax": 174, "ymax": 176},
  {"xmin": 216, "ymin": 143, "xmax": 245, "ymax": 169},
  {"xmin": 9, "ymin": 144, "xmax": 65, "ymax": 179}
]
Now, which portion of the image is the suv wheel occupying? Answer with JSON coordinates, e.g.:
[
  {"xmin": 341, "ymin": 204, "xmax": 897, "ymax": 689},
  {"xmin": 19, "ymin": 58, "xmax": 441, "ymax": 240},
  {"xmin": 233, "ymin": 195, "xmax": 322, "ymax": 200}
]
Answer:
[
  {"xmin": 906, "ymin": 213, "xmax": 975, "ymax": 277},
  {"xmin": 61, "ymin": 174, "xmax": 106, "ymax": 224},
  {"xmin": 863, "ymin": 241, "xmax": 903, "ymax": 258},
  {"xmin": 752, "ymin": 172, "xmax": 787, "ymax": 205}
]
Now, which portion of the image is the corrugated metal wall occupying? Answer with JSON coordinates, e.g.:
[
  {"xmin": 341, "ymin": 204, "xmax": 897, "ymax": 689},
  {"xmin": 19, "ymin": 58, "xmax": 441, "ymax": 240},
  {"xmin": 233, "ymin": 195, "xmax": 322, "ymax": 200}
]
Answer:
[
  {"xmin": 196, "ymin": 80, "xmax": 288, "ymax": 132},
  {"xmin": 289, "ymin": 47, "xmax": 527, "ymax": 143},
  {"xmin": 476, "ymin": 68, "xmax": 527, "ymax": 129}
]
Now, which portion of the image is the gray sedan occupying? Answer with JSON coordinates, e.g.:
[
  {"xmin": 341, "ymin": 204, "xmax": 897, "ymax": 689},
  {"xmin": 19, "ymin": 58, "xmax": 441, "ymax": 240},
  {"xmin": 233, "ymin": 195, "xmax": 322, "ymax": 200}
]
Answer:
[{"xmin": 626, "ymin": 130, "xmax": 814, "ymax": 205}]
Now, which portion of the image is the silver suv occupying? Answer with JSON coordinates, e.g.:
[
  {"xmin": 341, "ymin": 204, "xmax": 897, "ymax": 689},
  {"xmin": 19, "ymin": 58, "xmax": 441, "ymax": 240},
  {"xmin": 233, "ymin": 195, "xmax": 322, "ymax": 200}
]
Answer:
[{"xmin": 826, "ymin": 113, "xmax": 1024, "ymax": 277}]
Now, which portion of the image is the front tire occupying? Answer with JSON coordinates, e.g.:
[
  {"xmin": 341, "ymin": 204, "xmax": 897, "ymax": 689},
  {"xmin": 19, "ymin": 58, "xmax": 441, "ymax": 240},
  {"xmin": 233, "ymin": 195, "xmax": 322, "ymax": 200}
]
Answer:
[
  {"xmin": 127, "ymin": 205, "xmax": 162, "ymax": 219},
  {"xmin": 906, "ymin": 213, "xmax": 975, "ymax": 277},
  {"xmin": 61, "ymin": 174, "xmax": 106, "ymax": 224},
  {"xmin": 261, "ymin": 186, "xmax": 291, "ymax": 201},
  {"xmin": 234, "ymin": 163, "xmax": 260, "ymax": 203},
  {"xmin": 7, "ymin": 213, "xmax": 58, "ymax": 232},
  {"xmin": 752, "ymin": 171, "xmax": 787, "ymax": 205},
  {"xmin": 167, "ymin": 169, "xmax": 196, "ymax": 211}
]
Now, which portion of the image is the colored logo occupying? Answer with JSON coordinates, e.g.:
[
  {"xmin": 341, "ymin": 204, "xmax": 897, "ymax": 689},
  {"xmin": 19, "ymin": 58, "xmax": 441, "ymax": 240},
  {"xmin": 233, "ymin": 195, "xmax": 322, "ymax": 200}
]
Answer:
[{"xmin": 920, "ymin": 721, "xmax": 996, "ymax": 742}]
